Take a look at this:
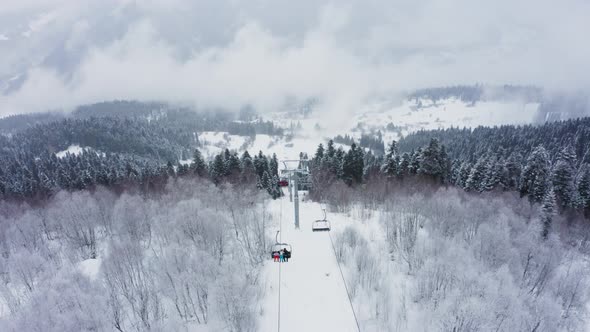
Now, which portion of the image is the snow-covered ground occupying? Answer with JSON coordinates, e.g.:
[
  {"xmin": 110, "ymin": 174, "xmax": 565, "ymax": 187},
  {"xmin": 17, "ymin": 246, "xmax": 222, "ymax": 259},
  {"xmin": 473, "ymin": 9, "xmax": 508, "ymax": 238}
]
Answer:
[
  {"xmin": 196, "ymin": 97, "xmax": 541, "ymax": 159},
  {"xmin": 355, "ymin": 98, "xmax": 538, "ymax": 130},
  {"xmin": 197, "ymin": 132, "xmax": 320, "ymax": 160},
  {"xmin": 77, "ymin": 258, "xmax": 102, "ymax": 281},
  {"xmin": 259, "ymin": 195, "xmax": 359, "ymax": 332},
  {"xmin": 55, "ymin": 144, "xmax": 105, "ymax": 158},
  {"xmin": 273, "ymin": 97, "xmax": 538, "ymax": 142},
  {"xmin": 55, "ymin": 144, "xmax": 88, "ymax": 158}
]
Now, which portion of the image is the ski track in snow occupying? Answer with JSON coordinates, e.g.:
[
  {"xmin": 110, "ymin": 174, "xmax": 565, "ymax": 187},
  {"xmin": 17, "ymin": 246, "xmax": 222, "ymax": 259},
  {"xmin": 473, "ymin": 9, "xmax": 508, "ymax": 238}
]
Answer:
[{"xmin": 259, "ymin": 196, "xmax": 358, "ymax": 332}]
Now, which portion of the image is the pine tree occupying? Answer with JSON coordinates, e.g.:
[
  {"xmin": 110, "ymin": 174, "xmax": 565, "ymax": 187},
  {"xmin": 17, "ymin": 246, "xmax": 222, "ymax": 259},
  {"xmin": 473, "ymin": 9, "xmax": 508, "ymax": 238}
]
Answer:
[
  {"xmin": 409, "ymin": 148, "xmax": 421, "ymax": 175},
  {"xmin": 458, "ymin": 162, "xmax": 472, "ymax": 189},
  {"xmin": 270, "ymin": 153, "xmax": 279, "ymax": 177},
  {"xmin": 418, "ymin": 138, "xmax": 442, "ymax": 179},
  {"xmin": 381, "ymin": 140, "xmax": 399, "ymax": 177},
  {"xmin": 399, "ymin": 152, "xmax": 411, "ymax": 177},
  {"xmin": 520, "ymin": 146, "xmax": 550, "ymax": 203},
  {"xmin": 325, "ymin": 140, "xmax": 336, "ymax": 159},
  {"xmin": 558, "ymin": 145, "xmax": 577, "ymax": 167},
  {"xmin": 342, "ymin": 147, "xmax": 355, "ymax": 185},
  {"xmin": 57, "ymin": 165, "xmax": 71, "ymax": 188},
  {"xmin": 482, "ymin": 158, "xmax": 502, "ymax": 191},
  {"xmin": 254, "ymin": 151, "xmax": 269, "ymax": 178},
  {"xmin": 191, "ymin": 149, "xmax": 207, "ymax": 177},
  {"xmin": 438, "ymin": 145, "xmax": 452, "ymax": 183},
  {"xmin": 334, "ymin": 147, "xmax": 345, "ymax": 179},
  {"xmin": 502, "ymin": 153, "xmax": 522, "ymax": 190},
  {"xmin": 261, "ymin": 171, "xmax": 271, "ymax": 191},
  {"xmin": 177, "ymin": 162, "xmax": 189, "ymax": 177},
  {"xmin": 240, "ymin": 150, "xmax": 256, "ymax": 183},
  {"xmin": 465, "ymin": 156, "xmax": 487, "ymax": 192},
  {"xmin": 225, "ymin": 151, "xmax": 241, "ymax": 179},
  {"xmin": 211, "ymin": 154, "xmax": 225, "ymax": 184},
  {"xmin": 541, "ymin": 187, "xmax": 557, "ymax": 239},
  {"xmin": 223, "ymin": 149, "xmax": 232, "ymax": 176},
  {"xmin": 314, "ymin": 143, "xmax": 325, "ymax": 165},
  {"xmin": 321, "ymin": 140, "xmax": 337, "ymax": 175},
  {"xmin": 551, "ymin": 147, "xmax": 577, "ymax": 209},
  {"xmin": 353, "ymin": 144, "xmax": 365, "ymax": 183},
  {"xmin": 97, "ymin": 167, "xmax": 110, "ymax": 185},
  {"xmin": 577, "ymin": 166, "xmax": 590, "ymax": 211},
  {"xmin": 450, "ymin": 160, "xmax": 461, "ymax": 184},
  {"xmin": 342, "ymin": 143, "xmax": 364, "ymax": 185}
]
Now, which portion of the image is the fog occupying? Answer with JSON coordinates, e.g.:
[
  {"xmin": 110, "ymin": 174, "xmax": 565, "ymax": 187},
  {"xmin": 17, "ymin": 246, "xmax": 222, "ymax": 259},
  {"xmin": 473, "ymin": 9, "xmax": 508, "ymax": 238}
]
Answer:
[{"xmin": 1, "ymin": 0, "xmax": 589, "ymax": 116}]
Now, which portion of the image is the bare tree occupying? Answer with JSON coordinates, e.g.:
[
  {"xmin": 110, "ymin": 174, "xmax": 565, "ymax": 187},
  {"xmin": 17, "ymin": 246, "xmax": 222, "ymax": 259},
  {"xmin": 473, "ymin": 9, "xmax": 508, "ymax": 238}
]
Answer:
[
  {"xmin": 48, "ymin": 191, "xmax": 100, "ymax": 260},
  {"xmin": 103, "ymin": 240, "xmax": 164, "ymax": 331}
]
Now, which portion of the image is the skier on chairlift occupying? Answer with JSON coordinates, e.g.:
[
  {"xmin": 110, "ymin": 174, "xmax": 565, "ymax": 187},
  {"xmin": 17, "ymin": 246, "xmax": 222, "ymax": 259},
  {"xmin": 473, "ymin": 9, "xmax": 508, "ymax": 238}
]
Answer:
[
  {"xmin": 282, "ymin": 248, "xmax": 290, "ymax": 262},
  {"xmin": 279, "ymin": 250, "xmax": 284, "ymax": 263}
]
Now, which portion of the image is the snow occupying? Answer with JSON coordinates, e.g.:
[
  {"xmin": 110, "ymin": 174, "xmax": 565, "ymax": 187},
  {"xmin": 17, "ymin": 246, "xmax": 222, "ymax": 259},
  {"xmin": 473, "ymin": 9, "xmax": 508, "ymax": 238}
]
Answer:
[
  {"xmin": 365, "ymin": 98, "xmax": 541, "ymax": 134},
  {"xmin": 194, "ymin": 98, "xmax": 541, "ymax": 160},
  {"xmin": 197, "ymin": 132, "xmax": 247, "ymax": 157},
  {"xmin": 55, "ymin": 145, "xmax": 89, "ymax": 158},
  {"xmin": 77, "ymin": 258, "xmax": 102, "ymax": 281},
  {"xmin": 259, "ymin": 195, "xmax": 359, "ymax": 332},
  {"xmin": 366, "ymin": 98, "xmax": 540, "ymax": 140},
  {"xmin": 197, "ymin": 132, "xmax": 321, "ymax": 160},
  {"xmin": 261, "ymin": 97, "xmax": 540, "ymax": 152},
  {"xmin": 55, "ymin": 145, "xmax": 105, "ymax": 158}
]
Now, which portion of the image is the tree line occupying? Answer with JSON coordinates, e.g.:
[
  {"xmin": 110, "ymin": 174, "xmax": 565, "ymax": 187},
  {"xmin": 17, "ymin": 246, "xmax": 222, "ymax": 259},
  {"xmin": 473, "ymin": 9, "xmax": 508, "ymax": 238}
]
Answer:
[
  {"xmin": 408, "ymin": 84, "xmax": 543, "ymax": 104},
  {"xmin": 334, "ymin": 133, "xmax": 385, "ymax": 155},
  {"xmin": 311, "ymin": 126, "xmax": 590, "ymax": 238},
  {"xmin": 0, "ymin": 146, "xmax": 282, "ymax": 201}
]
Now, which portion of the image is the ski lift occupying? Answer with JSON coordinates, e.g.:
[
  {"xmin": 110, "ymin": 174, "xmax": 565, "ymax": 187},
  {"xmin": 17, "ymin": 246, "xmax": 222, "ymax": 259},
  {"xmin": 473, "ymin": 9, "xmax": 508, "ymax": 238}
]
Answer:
[
  {"xmin": 271, "ymin": 243, "xmax": 292, "ymax": 259},
  {"xmin": 312, "ymin": 209, "xmax": 331, "ymax": 232},
  {"xmin": 271, "ymin": 231, "xmax": 292, "ymax": 259},
  {"xmin": 278, "ymin": 178, "xmax": 289, "ymax": 187}
]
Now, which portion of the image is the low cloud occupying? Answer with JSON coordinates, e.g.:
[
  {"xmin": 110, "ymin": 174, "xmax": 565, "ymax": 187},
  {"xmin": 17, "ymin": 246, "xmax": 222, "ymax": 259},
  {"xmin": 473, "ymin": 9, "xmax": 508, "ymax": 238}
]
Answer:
[{"xmin": 1, "ymin": 0, "xmax": 589, "ymax": 116}]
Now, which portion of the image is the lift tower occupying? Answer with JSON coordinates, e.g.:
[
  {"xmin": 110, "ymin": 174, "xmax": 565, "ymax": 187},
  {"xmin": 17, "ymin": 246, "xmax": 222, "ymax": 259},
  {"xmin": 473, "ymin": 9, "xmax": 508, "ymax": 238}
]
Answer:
[{"xmin": 281, "ymin": 159, "xmax": 311, "ymax": 229}]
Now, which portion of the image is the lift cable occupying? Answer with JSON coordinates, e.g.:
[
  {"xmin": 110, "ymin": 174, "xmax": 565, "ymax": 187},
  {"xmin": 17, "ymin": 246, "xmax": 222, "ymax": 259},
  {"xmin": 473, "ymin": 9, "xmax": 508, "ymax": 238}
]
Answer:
[
  {"xmin": 328, "ymin": 221, "xmax": 362, "ymax": 332},
  {"xmin": 277, "ymin": 195, "xmax": 283, "ymax": 332}
]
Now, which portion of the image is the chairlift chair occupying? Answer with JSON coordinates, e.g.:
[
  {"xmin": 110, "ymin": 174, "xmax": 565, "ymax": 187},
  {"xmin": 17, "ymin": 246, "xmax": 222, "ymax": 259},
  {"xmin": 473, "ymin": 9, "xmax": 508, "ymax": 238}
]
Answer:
[
  {"xmin": 312, "ymin": 220, "xmax": 331, "ymax": 232},
  {"xmin": 271, "ymin": 231, "xmax": 292, "ymax": 259},
  {"xmin": 312, "ymin": 209, "xmax": 331, "ymax": 232},
  {"xmin": 271, "ymin": 243, "xmax": 292, "ymax": 259}
]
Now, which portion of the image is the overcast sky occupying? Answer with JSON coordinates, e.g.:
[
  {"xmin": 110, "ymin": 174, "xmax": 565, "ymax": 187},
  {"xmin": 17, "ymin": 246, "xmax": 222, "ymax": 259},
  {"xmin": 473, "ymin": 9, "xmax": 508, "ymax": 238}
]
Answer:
[{"xmin": 0, "ymin": 0, "xmax": 589, "ymax": 116}]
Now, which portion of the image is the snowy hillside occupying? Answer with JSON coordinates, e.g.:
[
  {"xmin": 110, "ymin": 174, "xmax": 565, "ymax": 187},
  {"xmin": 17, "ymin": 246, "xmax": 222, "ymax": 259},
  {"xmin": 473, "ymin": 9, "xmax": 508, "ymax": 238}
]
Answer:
[
  {"xmin": 196, "ymin": 97, "xmax": 540, "ymax": 158},
  {"xmin": 352, "ymin": 98, "xmax": 539, "ymax": 140},
  {"xmin": 196, "ymin": 131, "xmax": 321, "ymax": 161}
]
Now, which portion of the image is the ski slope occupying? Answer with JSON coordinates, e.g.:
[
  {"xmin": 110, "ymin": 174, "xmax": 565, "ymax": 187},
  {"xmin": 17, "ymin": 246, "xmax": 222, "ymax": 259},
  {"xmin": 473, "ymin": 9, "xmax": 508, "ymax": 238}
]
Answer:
[{"xmin": 259, "ymin": 196, "xmax": 359, "ymax": 332}]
